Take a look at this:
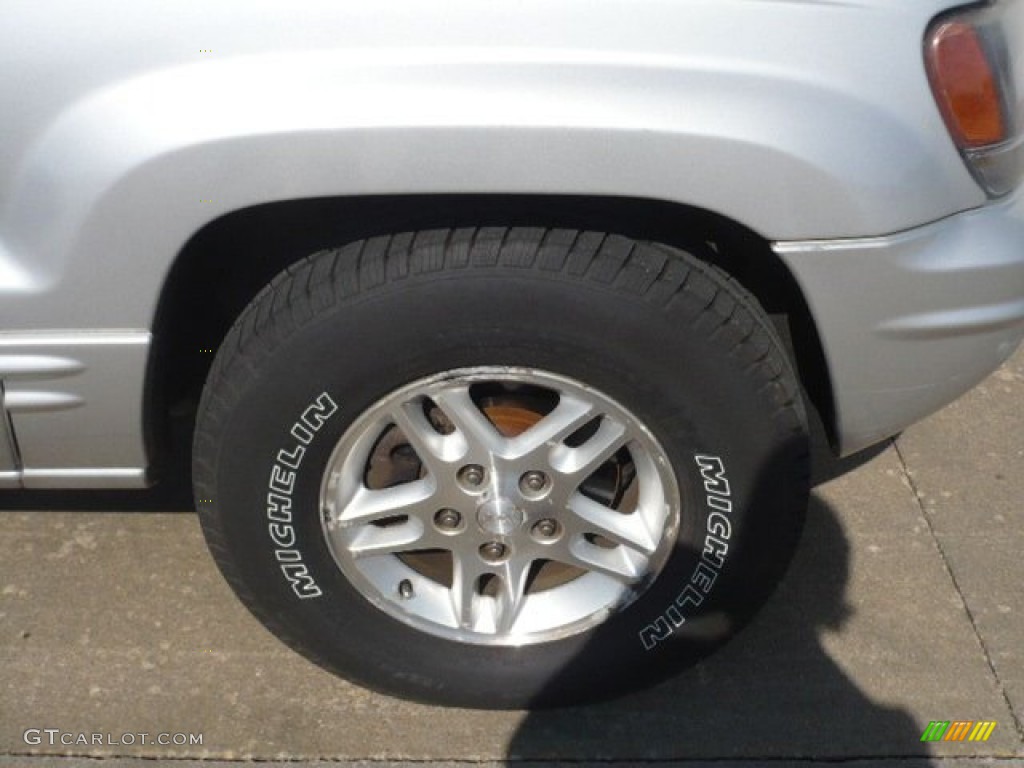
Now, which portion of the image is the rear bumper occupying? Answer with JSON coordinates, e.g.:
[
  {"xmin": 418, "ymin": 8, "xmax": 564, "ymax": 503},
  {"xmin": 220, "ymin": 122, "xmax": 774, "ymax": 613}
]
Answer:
[{"xmin": 775, "ymin": 185, "xmax": 1024, "ymax": 456}]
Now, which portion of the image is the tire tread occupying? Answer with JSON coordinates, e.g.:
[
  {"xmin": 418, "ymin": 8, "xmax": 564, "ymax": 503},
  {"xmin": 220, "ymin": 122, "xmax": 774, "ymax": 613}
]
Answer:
[{"xmin": 193, "ymin": 225, "xmax": 809, "ymax": 704}]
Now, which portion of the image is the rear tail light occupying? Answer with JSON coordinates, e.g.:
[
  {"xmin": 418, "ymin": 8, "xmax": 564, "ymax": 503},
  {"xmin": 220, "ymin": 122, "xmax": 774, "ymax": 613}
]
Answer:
[{"xmin": 926, "ymin": 5, "xmax": 1022, "ymax": 197}]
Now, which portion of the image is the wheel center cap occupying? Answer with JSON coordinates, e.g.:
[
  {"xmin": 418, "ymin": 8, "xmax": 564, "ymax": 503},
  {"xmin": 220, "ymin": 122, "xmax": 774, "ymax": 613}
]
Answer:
[{"xmin": 476, "ymin": 498, "xmax": 524, "ymax": 536}]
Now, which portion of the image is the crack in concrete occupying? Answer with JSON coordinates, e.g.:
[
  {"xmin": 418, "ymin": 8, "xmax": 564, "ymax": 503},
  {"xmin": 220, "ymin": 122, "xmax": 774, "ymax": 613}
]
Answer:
[{"xmin": 892, "ymin": 437, "xmax": 1024, "ymax": 745}]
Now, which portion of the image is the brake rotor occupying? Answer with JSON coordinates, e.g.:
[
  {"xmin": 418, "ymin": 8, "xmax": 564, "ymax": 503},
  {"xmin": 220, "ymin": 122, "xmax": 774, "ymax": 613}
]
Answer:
[{"xmin": 481, "ymin": 402, "xmax": 544, "ymax": 436}]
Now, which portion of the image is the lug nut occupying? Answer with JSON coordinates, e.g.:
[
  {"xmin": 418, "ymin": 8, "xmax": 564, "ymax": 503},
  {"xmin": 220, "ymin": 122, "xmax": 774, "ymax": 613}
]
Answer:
[
  {"xmin": 519, "ymin": 470, "xmax": 548, "ymax": 495},
  {"xmin": 434, "ymin": 508, "xmax": 462, "ymax": 531},
  {"xmin": 459, "ymin": 464, "xmax": 486, "ymax": 488},
  {"xmin": 479, "ymin": 542, "xmax": 508, "ymax": 563},
  {"xmin": 398, "ymin": 579, "xmax": 414, "ymax": 599},
  {"xmin": 532, "ymin": 519, "xmax": 560, "ymax": 539}
]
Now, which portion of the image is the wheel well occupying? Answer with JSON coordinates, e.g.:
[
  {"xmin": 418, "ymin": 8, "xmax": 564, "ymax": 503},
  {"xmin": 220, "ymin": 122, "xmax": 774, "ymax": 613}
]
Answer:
[{"xmin": 147, "ymin": 194, "xmax": 836, "ymax": 478}]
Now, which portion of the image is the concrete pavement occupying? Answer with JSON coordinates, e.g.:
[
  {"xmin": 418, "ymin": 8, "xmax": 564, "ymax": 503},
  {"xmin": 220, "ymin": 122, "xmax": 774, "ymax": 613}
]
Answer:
[{"xmin": 1, "ymin": 349, "xmax": 1022, "ymax": 765}]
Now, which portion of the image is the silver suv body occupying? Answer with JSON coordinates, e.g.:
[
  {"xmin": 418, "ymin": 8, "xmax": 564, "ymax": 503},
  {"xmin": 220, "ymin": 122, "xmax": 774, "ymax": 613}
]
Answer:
[
  {"xmin": 3, "ymin": 0, "xmax": 1024, "ymax": 708},
  {"xmin": 0, "ymin": 0, "xmax": 1021, "ymax": 488}
]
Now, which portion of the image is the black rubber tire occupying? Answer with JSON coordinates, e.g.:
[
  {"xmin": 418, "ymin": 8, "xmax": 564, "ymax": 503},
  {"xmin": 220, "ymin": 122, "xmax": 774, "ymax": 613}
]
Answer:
[{"xmin": 193, "ymin": 227, "xmax": 809, "ymax": 709}]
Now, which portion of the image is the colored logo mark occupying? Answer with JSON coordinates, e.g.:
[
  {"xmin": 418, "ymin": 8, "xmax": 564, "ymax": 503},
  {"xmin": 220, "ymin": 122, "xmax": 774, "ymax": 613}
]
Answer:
[{"xmin": 920, "ymin": 720, "xmax": 997, "ymax": 742}]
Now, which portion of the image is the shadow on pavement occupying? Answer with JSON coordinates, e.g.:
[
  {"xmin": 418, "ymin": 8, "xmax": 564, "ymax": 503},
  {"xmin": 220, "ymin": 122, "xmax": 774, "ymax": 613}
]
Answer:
[
  {"xmin": 506, "ymin": 429, "xmax": 929, "ymax": 761},
  {"xmin": 506, "ymin": 493, "xmax": 929, "ymax": 760},
  {"xmin": 0, "ymin": 392, "xmax": 934, "ymax": 760}
]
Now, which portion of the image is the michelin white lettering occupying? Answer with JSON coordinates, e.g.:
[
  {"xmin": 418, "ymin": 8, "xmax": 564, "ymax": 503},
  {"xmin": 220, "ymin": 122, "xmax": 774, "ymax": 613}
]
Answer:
[
  {"xmin": 639, "ymin": 454, "xmax": 734, "ymax": 650},
  {"xmin": 266, "ymin": 492, "xmax": 292, "ymax": 523},
  {"xmin": 266, "ymin": 391, "xmax": 338, "ymax": 599},
  {"xmin": 269, "ymin": 522, "xmax": 296, "ymax": 548},
  {"xmin": 277, "ymin": 444, "xmax": 305, "ymax": 469}
]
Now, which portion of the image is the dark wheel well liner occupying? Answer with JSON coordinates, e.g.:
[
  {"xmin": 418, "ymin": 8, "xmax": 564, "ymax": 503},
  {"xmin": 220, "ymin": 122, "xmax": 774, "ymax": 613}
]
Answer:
[{"xmin": 146, "ymin": 194, "xmax": 835, "ymax": 480}]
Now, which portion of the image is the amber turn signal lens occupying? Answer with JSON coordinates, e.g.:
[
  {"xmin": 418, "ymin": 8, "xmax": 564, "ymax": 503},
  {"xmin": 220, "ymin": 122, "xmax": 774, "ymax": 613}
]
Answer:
[{"xmin": 927, "ymin": 20, "xmax": 1006, "ymax": 148}]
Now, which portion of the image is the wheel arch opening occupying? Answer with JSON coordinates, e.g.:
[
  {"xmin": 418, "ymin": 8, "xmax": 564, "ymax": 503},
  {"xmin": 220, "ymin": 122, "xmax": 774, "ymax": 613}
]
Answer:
[{"xmin": 145, "ymin": 194, "xmax": 837, "ymax": 484}]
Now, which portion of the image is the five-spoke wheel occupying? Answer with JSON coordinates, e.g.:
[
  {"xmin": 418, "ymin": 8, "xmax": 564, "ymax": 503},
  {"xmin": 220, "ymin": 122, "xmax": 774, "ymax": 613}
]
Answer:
[
  {"xmin": 194, "ymin": 228, "xmax": 809, "ymax": 707},
  {"xmin": 320, "ymin": 367, "xmax": 680, "ymax": 643}
]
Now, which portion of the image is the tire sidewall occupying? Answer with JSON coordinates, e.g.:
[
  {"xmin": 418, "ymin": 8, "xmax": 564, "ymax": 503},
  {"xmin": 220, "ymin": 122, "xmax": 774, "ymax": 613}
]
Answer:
[{"xmin": 202, "ymin": 265, "xmax": 806, "ymax": 706}]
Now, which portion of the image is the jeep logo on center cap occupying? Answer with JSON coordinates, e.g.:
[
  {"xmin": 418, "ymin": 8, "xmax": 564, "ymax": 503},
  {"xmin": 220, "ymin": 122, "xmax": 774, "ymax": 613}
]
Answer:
[{"xmin": 476, "ymin": 498, "xmax": 524, "ymax": 536}]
